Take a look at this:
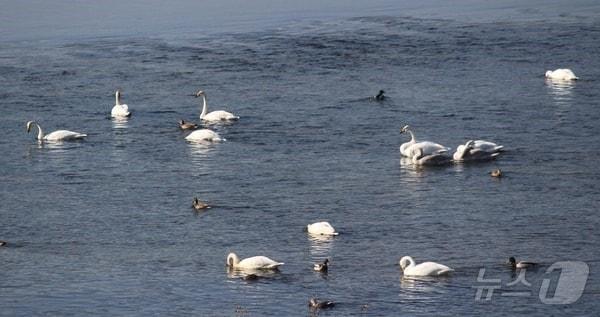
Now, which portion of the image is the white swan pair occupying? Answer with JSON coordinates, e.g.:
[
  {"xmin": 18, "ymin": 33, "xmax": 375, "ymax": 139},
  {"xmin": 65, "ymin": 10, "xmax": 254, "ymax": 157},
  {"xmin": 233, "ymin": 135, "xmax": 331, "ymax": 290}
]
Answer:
[
  {"xmin": 185, "ymin": 89, "xmax": 238, "ymax": 143},
  {"xmin": 227, "ymin": 252, "xmax": 284, "ymax": 270},
  {"xmin": 399, "ymin": 256, "xmax": 453, "ymax": 277},
  {"xmin": 545, "ymin": 68, "xmax": 578, "ymax": 81},
  {"xmin": 399, "ymin": 125, "xmax": 451, "ymax": 166},
  {"xmin": 26, "ymin": 121, "xmax": 87, "ymax": 141}
]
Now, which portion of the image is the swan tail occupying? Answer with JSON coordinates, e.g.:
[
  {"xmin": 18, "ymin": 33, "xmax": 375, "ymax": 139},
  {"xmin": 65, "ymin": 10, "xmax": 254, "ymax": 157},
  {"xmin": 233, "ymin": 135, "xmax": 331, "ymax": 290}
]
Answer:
[
  {"xmin": 437, "ymin": 268, "xmax": 454, "ymax": 275},
  {"xmin": 494, "ymin": 145, "xmax": 504, "ymax": 152}
]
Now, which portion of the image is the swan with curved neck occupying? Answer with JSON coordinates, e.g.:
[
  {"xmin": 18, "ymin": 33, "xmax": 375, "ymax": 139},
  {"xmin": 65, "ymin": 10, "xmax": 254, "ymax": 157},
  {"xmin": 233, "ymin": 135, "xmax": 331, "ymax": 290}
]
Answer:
[
  {"xmin": 226, "ymin": 252, "xmax": 284, "ymax": 270},
  {"xmin": 399, "ymin": 256, "xmax": 453, "ymax": 276},
  {"xmin": 196, "ymin": 90, "xmax": 239, "ymax": 122},
  {"xmin": 26, "ymin": 121, "xmax": 87, "ymax": 141},
  {"xmin": 412, "ymin": 147, "xmax": 451, "ymax": 166},
  {"xmin": 400, "ymin": 125, "xmax": 450, "ymax": 159},
  {"xmin": 453, "ymin": 140, "xmax": 503, "ymax": 162},
  {"xmin": 111, "ymin": 90, "xmax": 131, "ymax": 117},
  {"xmin": 399, "ymin": 125, "xmax": 417, "ymax": 157}
]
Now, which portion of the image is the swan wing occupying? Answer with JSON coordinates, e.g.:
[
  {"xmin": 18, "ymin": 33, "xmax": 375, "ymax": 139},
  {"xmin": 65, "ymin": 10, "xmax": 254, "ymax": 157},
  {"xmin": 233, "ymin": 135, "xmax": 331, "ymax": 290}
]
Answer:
[
  {"xmin": 44, "ymin": 130, "xmax": 87, "ymax": 141},
  {"xmin": 238, "ymin": 256, "xmax": 284, "ymax": 269},
  {"xmin": 406, "ymin": 262, "xmax": 453, "ymax": 276},
  {"xmin": 473, "ymin": 140, "xmax": 503, "ymax": 153},
  {"xmin": 111, "ymin": 104, "xmax": 131, "ymax": 117},
  {"xmin": 185, "ymin": 129, "xmax": 222, "ymax": 142},
  {"xmin": 203, "ymin": 110, "xmax": 239, "ymax": 121}
]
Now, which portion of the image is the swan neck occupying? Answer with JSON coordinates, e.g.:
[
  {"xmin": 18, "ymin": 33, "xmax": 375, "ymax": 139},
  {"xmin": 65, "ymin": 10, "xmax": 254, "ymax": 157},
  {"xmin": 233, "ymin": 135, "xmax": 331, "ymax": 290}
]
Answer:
[
  {"xmin": 408, "ymin": 130, "xmax": 415, "ymax": 143},
  {"xmin": 115, "ymin": 91, "xmax": 120, "ymax": 106},
  {"xmin": 34, "ymin": 122, "xmax": 44, "ymax": 140},
  {"xmin": 200, "ymin": 95, "xmax": 207, "ymax": 118}
]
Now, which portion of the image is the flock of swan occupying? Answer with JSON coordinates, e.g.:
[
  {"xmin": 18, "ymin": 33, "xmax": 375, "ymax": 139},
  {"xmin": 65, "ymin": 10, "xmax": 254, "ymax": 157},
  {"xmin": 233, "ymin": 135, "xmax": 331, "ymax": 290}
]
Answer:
[{"xmin": 20, "ymin": 68, "xmax": 574, "ymax": 309}]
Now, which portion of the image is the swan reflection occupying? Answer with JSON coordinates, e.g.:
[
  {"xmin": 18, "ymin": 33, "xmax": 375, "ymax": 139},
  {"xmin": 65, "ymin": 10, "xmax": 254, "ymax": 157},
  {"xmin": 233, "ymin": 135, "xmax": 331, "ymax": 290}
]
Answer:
[{"xmin": 308, "ymin": 233, "xmax": 334, "ymax": 258}]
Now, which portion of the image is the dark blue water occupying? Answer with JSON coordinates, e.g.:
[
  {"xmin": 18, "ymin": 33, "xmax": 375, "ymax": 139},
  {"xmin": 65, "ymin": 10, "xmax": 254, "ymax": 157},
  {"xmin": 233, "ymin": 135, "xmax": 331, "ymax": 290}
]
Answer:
[{"xmin": 2, "ymin": 1, "xmax": 600, "ymax": 316}]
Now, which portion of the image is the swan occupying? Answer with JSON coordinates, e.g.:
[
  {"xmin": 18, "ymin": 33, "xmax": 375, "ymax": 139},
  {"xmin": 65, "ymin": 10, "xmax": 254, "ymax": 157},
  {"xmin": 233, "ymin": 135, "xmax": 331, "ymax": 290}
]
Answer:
[
  {"xmin": 453, "ymin": 140, "xmax": 503, "ymax": 162},
  {"xmin": 490, "ymin": 169, "xmax": 503, "ymax": 178},
  {"xmin": 192, "ymin": 197, "xmax": 210, "ymax": 210},
  {"xmin": 185, "ymin": 129, "xmax": 222, "ymax": 143},
  {"xmin": 307, "ymin": 221, "xmax": 339, "ymax": 236},
  {"xmin": 399, "ymin": 256, "xmax": 453, "ymax": 277},
  {"xmin": 111, "ymin": 90, "xmax": 131, "ymax": 118},
  {"xmin": 314, "ymin": 259, "xmax": 329, "ymax": 272},
  {"xmin": 508, "ymin": 257, "xmax": 537, "ymax": 269},
  {"xmin": 196, "ymin": 90, "xmax": 239, "ymax": 122},
  {"xmin": 545, "ymin": 68, "xmax": 578, "ymax": 81},
  {"xmin": 412, "ymin": 147, "xmax": 452, "ymax": 166},
  {"xmin": 309, "ymin": 298, "xmax": 335, "ymax": 309},
  {"xmin": 226, "ymin": 252, "xmax": 284, "ymax": 270},
  {"xmin": 400, "ymin": 125, "xmax": 450, "ymax": 158},
  {"xmin": 26, "ymin": 121, "xmax": 87, "ymax": 141},
  {"xmin": 179, "ymin": 119, "xmax": 198, "ymax": 130}
]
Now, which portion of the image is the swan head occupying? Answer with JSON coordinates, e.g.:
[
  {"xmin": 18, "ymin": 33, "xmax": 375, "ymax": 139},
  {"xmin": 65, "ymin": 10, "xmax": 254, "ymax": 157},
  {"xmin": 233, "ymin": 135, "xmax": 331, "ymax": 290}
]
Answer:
[
  {"xmin": 26, "ymin": 121, "xmax": 35, "ymax": 133},
  {"xmin": 400, "ymin": 125, "xmax": 410, "ymax": 134},
  {"xmin": 227, "ymin": 252, "xmax": 240, "ymax": 267},
  {"xmin": 195, "ymin": 90, "xmax": 205, "ymax": 98},
  {"xmin": 399, "ymin": 256, "xmax": 414, "ymax": 270},
  {"xmin": 545, "ymin": 70, "xmax": 553, "ymax": 78}
]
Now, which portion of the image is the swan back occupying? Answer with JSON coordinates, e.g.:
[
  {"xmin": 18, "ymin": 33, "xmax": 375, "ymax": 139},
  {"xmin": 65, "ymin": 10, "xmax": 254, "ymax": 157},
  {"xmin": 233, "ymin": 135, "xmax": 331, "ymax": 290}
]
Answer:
[
  {"xmin": 546, "ymin": 68, "xmax": 578, "ymax": 80},
  {"xmin": 307, "ymin": 221, "xmax": 338, "ymax": 235},
  {"xmin": 185, "ymin": 129, "xmax": 222, "ymax": 143}
]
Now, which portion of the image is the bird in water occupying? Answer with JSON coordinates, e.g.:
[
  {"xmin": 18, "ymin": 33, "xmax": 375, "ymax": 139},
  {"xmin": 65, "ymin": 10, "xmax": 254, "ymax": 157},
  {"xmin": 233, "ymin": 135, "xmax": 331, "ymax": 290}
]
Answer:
[
  {"xmin": 179, "ymin": 119, "xmax": 198, "ymax": 130},
  {"xmin": 490, "ymin": 169, "xmax": 503, "ymax": 178},
  {"xmin": 374, "ymin": 90, "xmax": 385, "ymax": 101},
  {"xmin": 192, "ymin": 197, "xmax": 210, "ymax": 210},
  {"xmin": 309, "ymin": 298, "xmax": 335, "ymax": 309},
  {"xmin": 313, "ymin": 259, "xmax": 329, "ymax": 272},
  {"xmin": 508, "ymin": 257, "xmax": 538, "ymax": 270},
  {"xmin": 0, "ymin": 240, "xmax": 7, "ymax": 247}
]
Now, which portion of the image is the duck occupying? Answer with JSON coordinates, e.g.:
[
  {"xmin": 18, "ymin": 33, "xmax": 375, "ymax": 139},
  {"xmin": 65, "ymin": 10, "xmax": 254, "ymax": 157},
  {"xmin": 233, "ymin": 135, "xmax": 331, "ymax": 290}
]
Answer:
[
  {"xmin": 545, "ymin": 68, "xmax": 578, "ymax": 81},
  {"xmin": 111, "ymin": 90, "xmax": 131, "ymax": 118},
  {"xmin": 309, "ymin": 298, "xmax": 335, "ymax": 309},
  {"xmin": 374, "ymin": 90, "xmax": 385, "ymax": 101},
  {"xmin": 453, "ymin": 140, "xmax": 503, "ymax": 162},
  {"xmin": 0, "ymin": 240, "xmax": 7, "ymax": 247},
  {"xmin": 508, "ymin": 257, "xmax": 538, "ymax": 269},
  {"xmin": 179, "ymin": 119, "xmax": 198, "ymax": 130},
  {"xmin": 411, "ymin": 147, "xmax": 452, "ymax": 166},
  {"xmin": 399, "ymin": 125, "xmax": 450, "ymax": 158},
  {"xmin": 226, "ymin": 252, "xmax": 284, "ymax": 270},
  {"xmin": 307, "ymin": 221, "xmax": 339, "ymax": 236},
  {"xmin": 185, "ymin": 129, "xmax": 222, "ymax": 143},
  {"xmin": 26, "ymin": 121, "xmax": 87, "ymax": 141},
  {"xmin": 314, "ymin": 259, "xmax": 329, "ymax": 272},
  {"xmin": 195, "ymin": 90, "xmax": 239, "ymax": 122},
  {"xmin": 490, "ymin": 169, "xmax": 503, "ymax": 178},
  {"xmin": 399, "ymin": 256, "xmax": 453, "ymax": 277},
  {"xmin": 192, "ymin": 197, "xmax": 210, "ymax": 210}
]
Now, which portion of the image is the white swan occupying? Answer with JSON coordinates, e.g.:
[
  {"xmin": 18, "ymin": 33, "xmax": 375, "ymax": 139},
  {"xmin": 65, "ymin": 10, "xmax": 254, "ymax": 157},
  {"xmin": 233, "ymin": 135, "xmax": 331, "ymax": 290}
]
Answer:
[
  {"xmin": 545, "ymin": 69, "xmax": 578, "ymax": 81},
  {"xmin": 196, "ymin": 90, "xmax": 239, "ymax": 122},
  {"xmin": 399, "ymin": 125, "xmax": 450, "ymax": 158},
  {"xmin": 453, "ymin": 140, "xmax": 503, "ymax": 162},
  {"xmin": 111, "ymin": 90, "xmax": 131, "ymax": 118},
  {"xmin": 226, "ymin": 252, "xmax": 284, "ymax": 270},
  {"xmin": 185, "ymin": 129, "xmax": 222, "ymax": 143},
  {"xmin": 307, "ymin": 221, "xmax": 339, "ymax": 236},
  {"xmin": 26, "ymin": 121, "xmax": 87, "ymax": 141},
  {"xmin": 412, "ymin": 147, "xmax": 452, "ymax": 166},
  {"xmin": 399, "ymin": 256, "xmax": 453, "ymax": 277}
]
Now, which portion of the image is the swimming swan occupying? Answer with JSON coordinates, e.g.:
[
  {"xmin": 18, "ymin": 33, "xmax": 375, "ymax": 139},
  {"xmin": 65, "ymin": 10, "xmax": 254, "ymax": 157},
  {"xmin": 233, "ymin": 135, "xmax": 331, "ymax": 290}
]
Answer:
[
  {"xmin": 399, "ymin": 256, "xmax": 453, "ymax": 276},
  {"xmin": 307, "ymin": 221, "xmax": 339, "ymax": 236},
  {"xmin": 185, "ymin": 129, "xmax": 222, "ymax": 143},
  {"xmin": 196, "ymin": 90, "xmax": 239, "ymax": 122},
  {"xmin": 111, "ymin": 90, "xmax": 131, "ymax": 118},
  {"xmin": 453, "ymin": 140, "xmax": 503, "ymax": 162},
  {"xmin": 545, "ymin": 69, "xmax": 578, "ymax": 81},
  {"xmin": 26, "ymin": 121, "xmax": 87, "ymax": 141},
  {"xmin": 400, "ymin": 125, "xmax": 450, "ymax": 158},
  {"xmin": 412, "ymin": 147, "xmax": 452, "ymax": 166},
  {"xmin": 226, "ymin": 252, "xmax": 284, "ymax": 270}
]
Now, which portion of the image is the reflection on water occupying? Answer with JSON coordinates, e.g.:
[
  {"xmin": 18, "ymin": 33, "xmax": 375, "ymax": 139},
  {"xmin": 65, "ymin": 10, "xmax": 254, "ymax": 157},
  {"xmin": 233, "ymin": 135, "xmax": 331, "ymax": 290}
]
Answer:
[
  {"xmin": 226, "ymin": 266, "xmax": 281, "ymax": 280},
  {"xmin": 399, "ymin": 275, "xmax": 452, "ymax": 300},
  {"xmin": 187, "ymin": 142, "xmax": 216, "ymax": 167},
  {"xmin": 545, "ymin": 78, "xmax": 575, "ymax": 104},
  {"xmin": 111, "ymin": 117, "xmax": 130, "ymax": 129},
  {"xmin": 308, "ymin": 233, "xmax": 335, "ymax": 259}
]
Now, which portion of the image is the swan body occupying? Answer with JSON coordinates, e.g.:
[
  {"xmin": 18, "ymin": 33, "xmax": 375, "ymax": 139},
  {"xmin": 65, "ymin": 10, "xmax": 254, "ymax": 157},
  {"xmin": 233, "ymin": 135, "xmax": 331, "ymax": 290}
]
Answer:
[
  {"xmin": 185, "ymin": 129, "xmax": 222, "ymax": 143},
  {"xmin": 545, "ymin": 68, "xmax": 578, "ymax": 81},
  {"xmin": 26, "ymin": 121, "xmax": 86, "ymax": 141},
  {"xmin": 196, "ymin": 90, "xmax": 239, "ymax": 122},
  {"xmin": 399, "ymin": 256, "xmax": 453, "ymax": 276},
  {"xmin": 314, "ymin": 259, "xmax": 329, "ymax": 272},
  {"xmin": 412, "ymin": 147, "xmax": 452, "ymax": 166},
  {"xmin": 400, "ymin": 125, "xmax": 450, "ymax": 158},
  {"xmin": 179, "ymin": 119, "xmax": 198, "ymax": 130},
  {"xmin": 111, "ymin": 90, "xmax": 131, "ymax": 117},
  {"xmin": 192, "ymin": 197, "xmax": 210, "ymax": 210},
  {"xmin": 227, "ymin": 252, "xmax": 284, "ymax": 270},
  {"xmin": 508, "ymin": 257, "xmax": 537, "ymax": 269},
  {"xmin": 307, "ymin": 222, "xmax": 338, "ymax": 236},
  {"xmin": 453, "ymin": 140, "xmax": 503, "ymax": 162},
  {"xmin": 399, "ymin": 125, "xmax": 417, "ymax": 156}
]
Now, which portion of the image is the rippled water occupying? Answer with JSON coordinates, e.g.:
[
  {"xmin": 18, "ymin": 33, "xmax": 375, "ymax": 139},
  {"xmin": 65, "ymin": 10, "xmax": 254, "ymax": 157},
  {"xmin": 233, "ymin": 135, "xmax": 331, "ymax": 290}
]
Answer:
[{"xmin": 1, "ymin": 2, "xmax": 600, "ymax": 316}]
